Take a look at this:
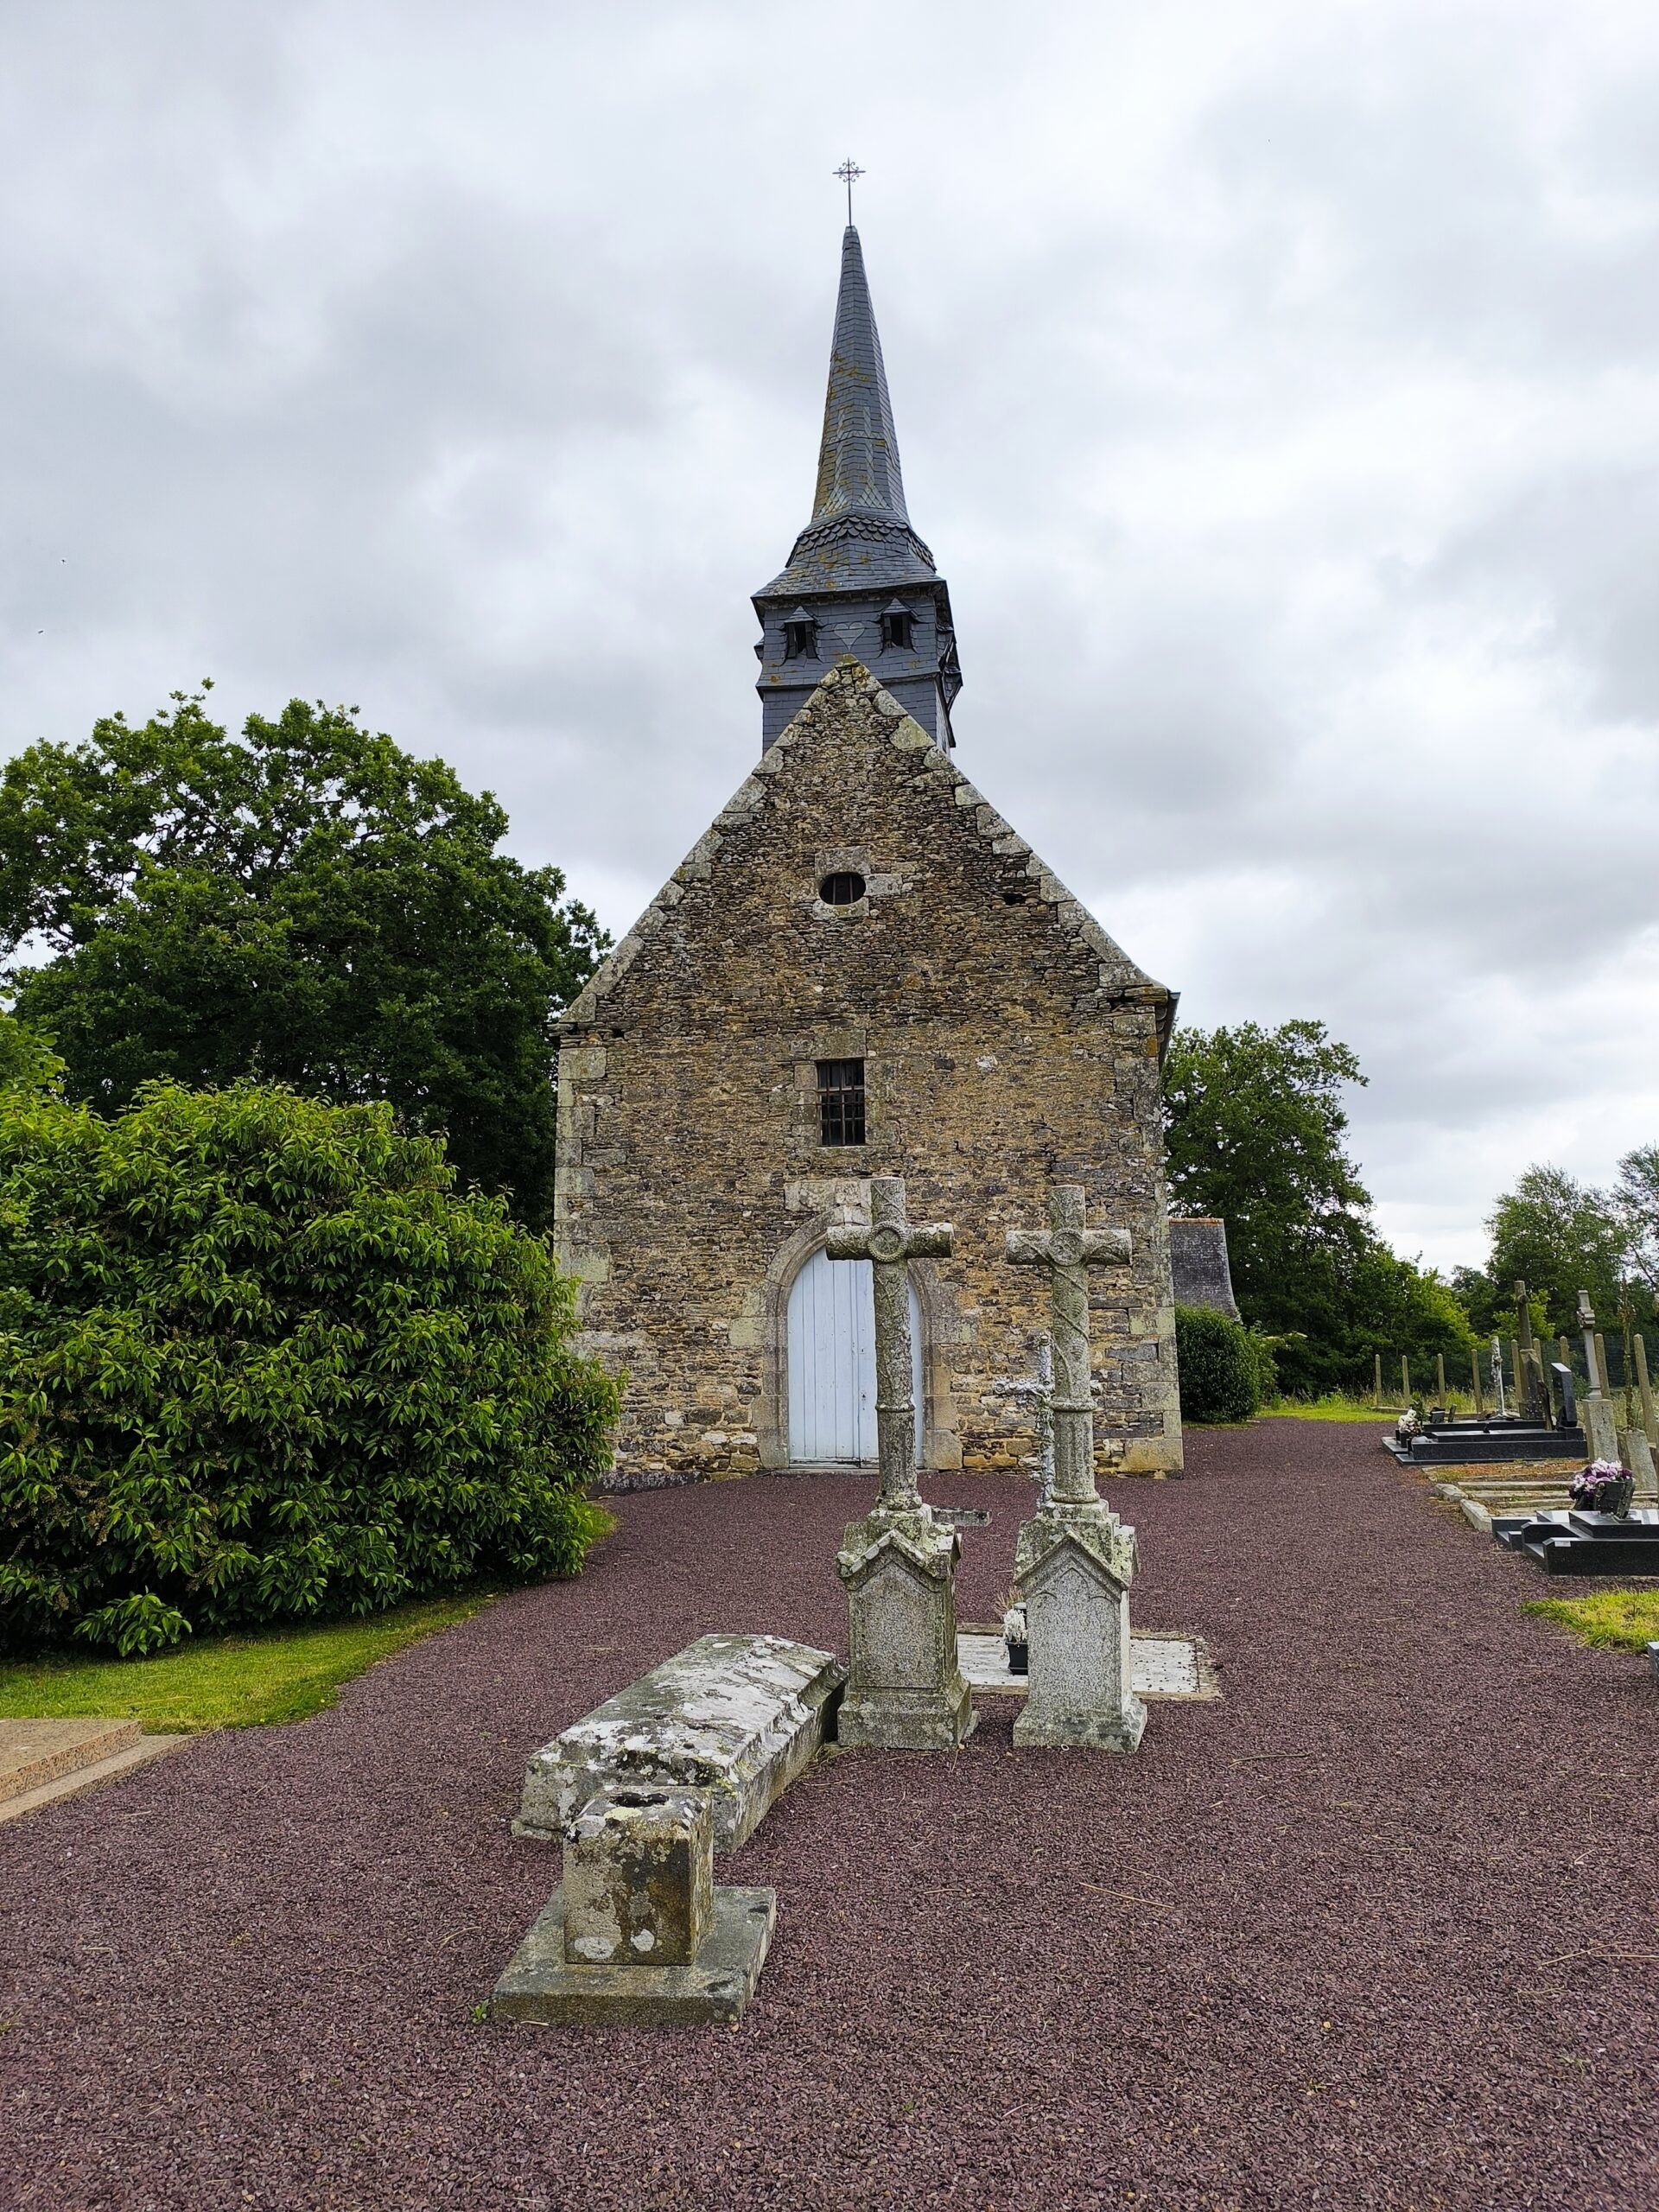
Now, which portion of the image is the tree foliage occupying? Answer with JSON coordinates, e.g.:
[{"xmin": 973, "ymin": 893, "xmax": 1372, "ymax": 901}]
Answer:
[
  {"xmin": 1165, "ymin": 1019, "xmax": 1473, "ymax": 1392},
  {"xmin": 0, "ymin": 1080, "xmax": 620, "ymax": 1656},
  {"xmin": 1482, "ymin": 1166, "xmax": 1629, "ymax": 1337},
  {"xmin": 1613, "ymin": 1145, "xmax": 1659, "ymax": 1305},
  {"xmin": 1173, "ymin": 1306, "xmax": 1276, "ymax": 1423},
  {"xmin": 0, "ymin": 690, "xmax": 607, "ymax": 1227},
  {"xmin": 0, "ymin": 1009, "xmax": 62, "ymax": 1095}
]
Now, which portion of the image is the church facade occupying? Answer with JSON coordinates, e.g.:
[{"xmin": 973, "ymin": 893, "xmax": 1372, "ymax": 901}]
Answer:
[{"xmin": 554, "ymin": 226, "xmax": 1183, "ymax": 1487}]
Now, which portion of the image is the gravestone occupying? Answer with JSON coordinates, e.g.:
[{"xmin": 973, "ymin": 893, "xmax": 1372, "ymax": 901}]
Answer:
[
  {"xmin": 1577, "ymin": 1291, "xmax": 1622, "ymax": 1465},
  {"xmin": 829, "ymin": 1176, "xmax": 975, "ymax": 1750},
  {"xmin": 1005, "ymin": 1186, "xmax": 1146, "ymax": 1751},
  {"xmin": 1515, "ymin": 1283, "xmax": 1548, "ymax": 1424},
  {"xmin": 493, "ymin": 1783, "xmax": 776, "ymax": 2026},
  {"xmin": 515, "ymin": 1634, "xmax": 844, "ymax": 1850}
]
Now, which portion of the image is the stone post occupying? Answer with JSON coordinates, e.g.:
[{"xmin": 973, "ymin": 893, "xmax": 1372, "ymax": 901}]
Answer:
[
  {"xmin": 1372, "ymin": 1353, "xmax": 1382, "ymax": 1409},
  {"xmin": 1401, "ymin": 1355, "xmax": 1411, "ymax": 1406},
  {"xmin": 1435, "ymin": 1353, "xmax": 1447, "ymax": 1405},
  {"xmin": 1005, "ymin": 1186, "xmax": 1144, "ymax": 1751},
  {"xmin": 1471, "ymin": 1346, "xmax": 1484, "ymax": 1416},
  {"xmin": 1510, "ymin": 1338, "xmax": 1522, "ymax": 1411},
  {"xmin": 829, "ymin": 1177, "xmax": 974, "ymax": 1751}
]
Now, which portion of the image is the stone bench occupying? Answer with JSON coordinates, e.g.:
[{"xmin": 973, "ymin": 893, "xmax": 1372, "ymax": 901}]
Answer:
[{"xmin": 513, "ymin": 1633, "xmax": 845, "ymax": 1853}]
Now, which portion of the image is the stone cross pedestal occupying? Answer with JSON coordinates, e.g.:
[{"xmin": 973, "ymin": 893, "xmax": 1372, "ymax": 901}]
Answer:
[
  {"xmin": 1005, "ymin": 1185, "xmax": 1145, "ymax": 1751},
  {"xmin": 829, "ymin": 1176, "xmax": 975, "ymax": 1751},
  {"xmin": 492, "ymin": 1784, "xmax": 777, "ymax": 2026}
]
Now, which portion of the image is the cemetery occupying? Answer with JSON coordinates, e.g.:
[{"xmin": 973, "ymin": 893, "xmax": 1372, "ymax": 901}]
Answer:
[{"xmin": 3, "ymin": 86, "xmax": 1659, "ymax": 2212}]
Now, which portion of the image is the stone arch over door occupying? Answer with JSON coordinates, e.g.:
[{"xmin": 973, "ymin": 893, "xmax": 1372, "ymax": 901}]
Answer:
[{"xmin": 753, "ymin": 1215, "xmax": 957, "ymax": 1472}]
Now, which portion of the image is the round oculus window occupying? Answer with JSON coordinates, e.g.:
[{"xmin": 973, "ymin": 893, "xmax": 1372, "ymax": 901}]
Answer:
[{"xmin": 818, "ymin": 870, "xmax": 866, "ymax": 906}]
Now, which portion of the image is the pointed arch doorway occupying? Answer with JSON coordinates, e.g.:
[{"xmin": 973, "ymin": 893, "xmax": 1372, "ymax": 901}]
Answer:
[{"xmin": 785, "ymin": 1247, "xmax": 923, "ymax": 1465}]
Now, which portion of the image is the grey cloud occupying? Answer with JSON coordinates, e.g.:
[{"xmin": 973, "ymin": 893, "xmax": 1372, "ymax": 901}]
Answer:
[{"xmin": 1, "ymin": 0, "xmax": 1656, "ymax": 1277}]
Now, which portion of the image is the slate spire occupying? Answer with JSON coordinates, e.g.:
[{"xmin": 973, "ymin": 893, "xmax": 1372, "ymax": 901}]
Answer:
[
  {"xmin": 810, "ymin": 226, "xmax": 912, "ymax": 526},
  {"xmin": 753, "ymin": 225, "xmax": 963, "ymax": 752}
]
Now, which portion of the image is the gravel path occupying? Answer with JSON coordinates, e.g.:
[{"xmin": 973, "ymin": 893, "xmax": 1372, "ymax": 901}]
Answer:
[{"xmin": 3, "ymin": 1421, "xmax": 1656, "ymax": 2211}]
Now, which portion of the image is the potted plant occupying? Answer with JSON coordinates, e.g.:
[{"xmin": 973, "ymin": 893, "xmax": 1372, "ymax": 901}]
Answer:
[{"xmin": 1002, "ymin": 1599, "xmax": 1028, "ymax": 1675}]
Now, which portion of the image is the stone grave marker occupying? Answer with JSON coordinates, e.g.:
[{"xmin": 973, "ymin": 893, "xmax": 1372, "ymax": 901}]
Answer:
[
  {"xmin": 1577, "ymin": 1291, "xmax": 1622, "ymax": 1465},
  {"xmin": 515, "ymin": 1633, "xmax": 844, "ymax": 1850},
  {"xmin": 493, "ymin": 1783, "xmax": 776, "ymax": 2026},
  {"xmin": 828, "ymin": 1175, "xmax": 975, "ymax": 1751},
  {"xmin": 1005, "ymin": 1185, "xmax": 1146, "ymax": 1751}
]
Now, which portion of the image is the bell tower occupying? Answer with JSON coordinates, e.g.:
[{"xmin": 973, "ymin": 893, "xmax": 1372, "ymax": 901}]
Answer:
[{"xmin": 752, "ymin": 225, "xmax": 963, "ymax": 752}]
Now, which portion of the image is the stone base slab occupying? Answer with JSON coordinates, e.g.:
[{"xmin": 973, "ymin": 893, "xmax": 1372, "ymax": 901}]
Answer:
[
  {"xmin": 836, "ymin": 1678, "xmax": 978, "ymax": 1751},
  {"xmin": 957, "ymin": 1628, "xmax": 1220, "ymax": 1701},
  {"xmin": 491, "ymin": 1885, "xmax": 777, "ymax": 2026},
  {"xmin": 1014, "ymin": 1693, "xmax": 1148, "ymax": 1751}
]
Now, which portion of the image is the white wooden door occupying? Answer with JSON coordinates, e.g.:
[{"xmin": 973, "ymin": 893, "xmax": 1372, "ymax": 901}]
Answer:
[{"xmin": 786, "ymin": 1248, "xmax": 923, "ymax": 1465}]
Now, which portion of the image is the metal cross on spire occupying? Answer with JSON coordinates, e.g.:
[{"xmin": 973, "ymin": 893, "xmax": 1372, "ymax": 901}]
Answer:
[{"xmin": 834, "ymin": 158, "xmax": 865, "ymax": 225}]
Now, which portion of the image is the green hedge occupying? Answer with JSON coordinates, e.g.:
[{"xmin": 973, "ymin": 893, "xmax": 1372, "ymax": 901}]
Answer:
[
  {"xmin": 1175, "ymin": 1305, "xmax": 1277, "ymax": 1424},
  {"xmin": 0, "ymin": 1080, "xmax": 620, "ymax": 1655}
]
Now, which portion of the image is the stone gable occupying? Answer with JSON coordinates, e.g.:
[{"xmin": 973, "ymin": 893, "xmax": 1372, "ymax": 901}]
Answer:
[{"xmin": 556, "ymin": 660, "xmax": 1182, "ymax": 1484}]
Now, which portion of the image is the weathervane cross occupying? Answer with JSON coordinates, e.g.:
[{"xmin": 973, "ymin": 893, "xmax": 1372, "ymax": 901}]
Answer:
[{"xmin": 834, "ymin": 158, "xmax": 865, "ymax": 224}]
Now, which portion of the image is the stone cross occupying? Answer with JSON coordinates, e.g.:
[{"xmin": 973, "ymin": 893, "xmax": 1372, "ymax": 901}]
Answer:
[
  {"xmin": 1489, "ymin": 1336, "xmax": 1507, "ymax": 1418},
  {"xmin": 1578, "ymin": 1290, "xmax": 1605, "ymax": 1397},
  {"xmin": 827, "ymin": 1175, "xmax": 950, "ymax": 1517},
  {"xmin": 989, "ymin": 1333, "xmax": 1055, "ymax": 1503},
  {"xmin": 1005, "ymin": 1186, "xmax": 1130, "ymax": 1508}
]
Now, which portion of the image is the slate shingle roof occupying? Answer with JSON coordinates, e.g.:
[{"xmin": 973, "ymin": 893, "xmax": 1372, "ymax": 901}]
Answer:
[{"xmin": 757, "ymin": 227, "xmax": 943, "ymax": 599}]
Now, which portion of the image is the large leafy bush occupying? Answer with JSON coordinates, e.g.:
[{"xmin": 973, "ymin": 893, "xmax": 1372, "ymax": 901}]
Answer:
[
  {"xmin": 1175, "ymin": 1306, "xmax": 1277, "ymax": 1424},
  {"xmin": 0, "ymin": 1081, "xmax": 620, "ymax": 1654}
]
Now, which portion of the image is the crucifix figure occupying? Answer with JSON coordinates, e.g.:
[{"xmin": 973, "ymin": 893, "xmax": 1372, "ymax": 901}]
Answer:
[
  {"xmin": 1003, "ymin": 1185, "xmax": 1145, "ymax": 1751},
  {"xmin": 826, "ymin": 1175, "xmax": 949, "ymax": 1521},
  {"xmin": 988, "ymin": 1333, "xmax": 1056, "ymax": 1503},
  {"xmin": 828, "ymin": 1176, "xmax": 974, "ymax": 1751}
]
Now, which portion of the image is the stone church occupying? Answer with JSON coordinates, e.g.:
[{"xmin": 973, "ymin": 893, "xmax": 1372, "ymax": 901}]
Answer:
[{"xmin": 554, "ymin": 224, "xmax": 1183, "ymax": 1486}]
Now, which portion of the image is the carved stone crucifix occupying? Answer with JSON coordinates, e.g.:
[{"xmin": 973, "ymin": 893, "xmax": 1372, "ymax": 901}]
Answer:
[
  {"xmin": 827, "ymin": 1174, "xmax": 950, "ymax": 1517},
  {"xmin": 1005, "ymin": 1185, "xmax": 1130, "ymax": 1510},
  {"xmin": 1003, "ymin": 1185, "xmax": 1144, "ymax": 1751}
]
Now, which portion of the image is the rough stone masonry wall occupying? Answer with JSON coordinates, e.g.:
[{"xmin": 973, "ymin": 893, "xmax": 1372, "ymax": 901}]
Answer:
[{"xmin": 556, "ymin": 662, "xmax": 1182, "ymax": 1487}]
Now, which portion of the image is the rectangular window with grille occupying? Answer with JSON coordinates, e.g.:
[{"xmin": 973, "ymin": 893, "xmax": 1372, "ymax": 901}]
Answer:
[{"xmin": 816, "ymin": 1058, "xmax": 866, "ymax": 1147}]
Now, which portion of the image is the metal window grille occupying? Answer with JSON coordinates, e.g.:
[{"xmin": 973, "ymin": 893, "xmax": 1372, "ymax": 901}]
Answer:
[
  {"xmin": 818, "ymin": 871, "xmax": 865, "ymax": 906},
  {"xmin": 817, "ymin": 1058, "xmax": 866, "ymax": 1147}
]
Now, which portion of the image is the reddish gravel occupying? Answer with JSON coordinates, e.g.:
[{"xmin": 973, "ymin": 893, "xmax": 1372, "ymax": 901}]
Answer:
[{"xmin": 3, "ymin": 1421, "xmax": 1657, "ymax": 2211}]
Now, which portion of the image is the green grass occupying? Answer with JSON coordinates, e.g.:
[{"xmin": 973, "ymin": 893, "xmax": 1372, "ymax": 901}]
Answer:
[
  {"xmin": 0, "ymin": 1589, "xmax": 502, "ymax": 1733},
  {"xmin": 1522, "ymin": 1591, "xmax": 1659, "ymax": 1653},
  {"xmin": 1258, "ymin": 1393, "xmax": 1395, "ymax": 1423}
]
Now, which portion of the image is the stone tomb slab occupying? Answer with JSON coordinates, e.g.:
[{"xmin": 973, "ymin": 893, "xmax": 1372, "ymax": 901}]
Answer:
[
  {"xmin": 957, "ymin": 1627, "xmax": 1220, "ymax": 1701},
  {"xmin": 514, "ymin": 1633, "xmax": 845, "ymax": 1851}
]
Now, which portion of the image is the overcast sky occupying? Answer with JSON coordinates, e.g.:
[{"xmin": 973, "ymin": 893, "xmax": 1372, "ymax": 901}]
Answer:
[{"xmin": 3, "ymin": 0, "xmax": 1657, "ymax": 1274}]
